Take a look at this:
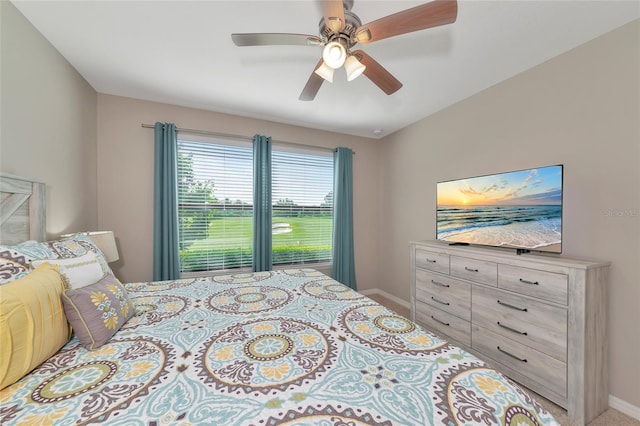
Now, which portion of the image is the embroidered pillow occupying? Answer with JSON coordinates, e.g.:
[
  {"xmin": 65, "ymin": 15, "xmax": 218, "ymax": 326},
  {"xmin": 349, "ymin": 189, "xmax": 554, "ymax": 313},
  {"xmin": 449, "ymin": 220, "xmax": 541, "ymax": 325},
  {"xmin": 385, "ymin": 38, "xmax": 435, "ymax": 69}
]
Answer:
[
  {"xmin": 0, "ymin": 264, "xmax": 70, "ymax": 390},
  {"xmin": 0, "ymin": 234, "xmax": 113, "ymax": 285},
  {"xmin": 61, "ymin": 274, "xmax": 135, "ymax": 349},
  {"xmin": 31, "ymin": 251, "xmax": 105, "ymax": 289},
  {"xmin": 49, "ymin": 233, "xmax": 113, "ymax": 277}
]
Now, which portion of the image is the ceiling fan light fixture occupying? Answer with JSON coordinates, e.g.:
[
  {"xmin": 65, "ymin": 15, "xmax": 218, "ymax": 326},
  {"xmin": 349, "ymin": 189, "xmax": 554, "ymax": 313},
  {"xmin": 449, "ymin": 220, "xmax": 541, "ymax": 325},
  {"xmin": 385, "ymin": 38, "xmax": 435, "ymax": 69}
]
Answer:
[
  {"xmin": 326, "ymin": 17, "xmax": 343, "ymax": 33},
  {"xmin": 345, "ymin": 55, "xmax": 366, "ymax": 81},
  {"xmin": 322, "ymin": 41, "xmax": 347, "ymax": 69},
  {"xmin": 314, "ymin": 62, "xmax": 335, "ymax": 83}
]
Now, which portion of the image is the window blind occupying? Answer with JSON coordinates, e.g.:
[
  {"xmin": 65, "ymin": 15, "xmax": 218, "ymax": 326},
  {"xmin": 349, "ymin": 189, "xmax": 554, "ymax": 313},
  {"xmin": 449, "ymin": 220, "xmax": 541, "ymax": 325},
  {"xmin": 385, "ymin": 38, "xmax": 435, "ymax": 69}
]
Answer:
[
  {"xmin": 176, "ymin": 136, "xmax": 334, "ymax": 273},
  {"xmin": 177, "ymin": 137, "xmax": 253, "ymax": 273},
  {"xmin": 271, "ymin": 146, "xmax": 333, "ymax": 265}
]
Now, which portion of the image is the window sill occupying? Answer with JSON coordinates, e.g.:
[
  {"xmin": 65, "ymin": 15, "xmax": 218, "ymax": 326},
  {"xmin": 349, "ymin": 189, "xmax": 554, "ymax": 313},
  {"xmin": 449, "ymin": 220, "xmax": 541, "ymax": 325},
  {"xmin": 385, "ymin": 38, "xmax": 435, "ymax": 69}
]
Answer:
[{"xmin": 181, "ymin": 262, "xmax": 333, "ymax": 279}]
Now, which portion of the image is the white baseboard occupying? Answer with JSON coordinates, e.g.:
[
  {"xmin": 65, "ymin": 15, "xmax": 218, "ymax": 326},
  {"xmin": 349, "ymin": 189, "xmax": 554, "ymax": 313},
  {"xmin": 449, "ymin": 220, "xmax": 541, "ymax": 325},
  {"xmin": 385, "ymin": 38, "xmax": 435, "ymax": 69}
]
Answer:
[
  {"xmin": 609, "ymin": 395, "xmax": 640, "ymax": 421},
  {"xmin": 359, "ymin": 288, "xmax": 410, "ymax": 309},
  {"xmin": 360, "ymin": 288, "xmax": 640, "ymax": 422}
]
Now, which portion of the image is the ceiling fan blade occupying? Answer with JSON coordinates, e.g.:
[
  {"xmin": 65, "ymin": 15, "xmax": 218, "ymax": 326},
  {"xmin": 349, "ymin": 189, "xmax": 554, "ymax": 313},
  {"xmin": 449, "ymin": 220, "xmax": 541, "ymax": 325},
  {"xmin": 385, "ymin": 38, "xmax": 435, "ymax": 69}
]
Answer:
[
  {"xmin": 354, "ymin": 0, "xmax": 457, "ymax": 44},
  {"xmin": 320, "ymin": 0, "xmax": 346, "ymax": 32},
  {"xmin": 299, "ymin": 59, "xmax": 326, "ymax": 101},
  {"xmin": 232, "ymin": 33, "xmax": 323, "ymax": 47},
  {"xmin": 352, "ymin": 50, "xmax": 402, "ymax": 95}
]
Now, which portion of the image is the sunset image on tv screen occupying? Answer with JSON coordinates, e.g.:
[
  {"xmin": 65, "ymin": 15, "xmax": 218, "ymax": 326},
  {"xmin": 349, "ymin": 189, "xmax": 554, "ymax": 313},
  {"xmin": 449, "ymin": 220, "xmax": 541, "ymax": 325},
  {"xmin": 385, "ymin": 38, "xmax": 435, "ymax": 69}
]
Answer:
[{"xmin": 437, "ymin": 165, "xmax": 563, "ymax": 252}]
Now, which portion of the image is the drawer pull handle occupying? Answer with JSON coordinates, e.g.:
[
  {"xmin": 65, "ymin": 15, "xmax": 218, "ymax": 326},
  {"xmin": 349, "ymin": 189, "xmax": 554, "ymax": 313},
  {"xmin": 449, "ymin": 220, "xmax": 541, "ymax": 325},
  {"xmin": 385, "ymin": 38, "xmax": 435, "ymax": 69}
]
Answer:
[
  {"xmin": 519, "ymin": 278, "xmax": 539, "ymax": 285},
  {"xmin": 464, "ymin": 267, "xmax": 479, "ymax": 272},
  {"xmin": 497, "ymin": 300, "xmax": 528, "ymax": 312},
  {"xmin": 497, "ymin": 346, "xmax": 528, "ymax": 362},
  {"xmin": 431, "ymin": 315, "xmax": 450, "ymax": 326},
  {"xmin": 497, "ymin": 321, "xmax": 528, "ymax": 335},
  {"xmin": 431, "ymin": 280, "xmax": 450, "ymax": 288},
  {"xmin": 425, "ymin": 258, "xmax": 437, "ymax": 263},
  {"xmin": 431, "ymin": 296, "xmax": 450, "ymax": 306}
]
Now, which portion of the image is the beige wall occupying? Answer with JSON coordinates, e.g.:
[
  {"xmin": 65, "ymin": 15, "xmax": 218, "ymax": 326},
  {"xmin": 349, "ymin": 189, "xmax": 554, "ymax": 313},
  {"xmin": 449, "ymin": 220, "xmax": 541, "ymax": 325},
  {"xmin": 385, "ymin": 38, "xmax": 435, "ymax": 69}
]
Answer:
[
  {"xmin": 379, "ymin": 20, "xmax": 640, "ymax": 408},
  {"xmin": 97, "ymin": 94, "xmax": 381, "ymax": 288},
  {"xmin": 0, "ymin": 1, "xmax": 98, "ymax": 237}
]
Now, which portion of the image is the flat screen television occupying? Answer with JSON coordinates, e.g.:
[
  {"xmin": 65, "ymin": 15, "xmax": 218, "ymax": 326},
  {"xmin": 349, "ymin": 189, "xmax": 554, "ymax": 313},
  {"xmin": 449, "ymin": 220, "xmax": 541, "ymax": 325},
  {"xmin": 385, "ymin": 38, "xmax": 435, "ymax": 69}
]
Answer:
[{"xmin": 436, "ymin": 165, "xmax": 563, "ymax": 254}]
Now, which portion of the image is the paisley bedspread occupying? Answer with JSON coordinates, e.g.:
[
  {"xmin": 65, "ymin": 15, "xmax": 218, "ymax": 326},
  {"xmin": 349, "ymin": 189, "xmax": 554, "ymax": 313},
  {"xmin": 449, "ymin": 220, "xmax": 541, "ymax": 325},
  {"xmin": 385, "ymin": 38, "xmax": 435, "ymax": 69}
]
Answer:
[{"xmin": 0, "ymin": 269, "xmax": 558, "ymax": 425}]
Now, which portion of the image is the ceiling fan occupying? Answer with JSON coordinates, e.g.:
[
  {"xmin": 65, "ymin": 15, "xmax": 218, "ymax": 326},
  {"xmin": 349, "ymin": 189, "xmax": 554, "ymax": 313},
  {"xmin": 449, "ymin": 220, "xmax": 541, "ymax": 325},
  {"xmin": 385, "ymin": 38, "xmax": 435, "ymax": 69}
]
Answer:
[{"xmin": 231, "ymin": 0, "xmax": 458, "ymax": 101}]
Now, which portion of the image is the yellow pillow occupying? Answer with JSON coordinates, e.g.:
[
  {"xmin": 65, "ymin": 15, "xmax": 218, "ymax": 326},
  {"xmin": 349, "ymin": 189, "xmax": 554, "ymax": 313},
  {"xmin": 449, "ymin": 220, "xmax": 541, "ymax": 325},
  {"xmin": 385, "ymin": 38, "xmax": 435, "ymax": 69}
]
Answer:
[{"xmin": 0, "ymin": 263, "xmax": 70, "ymax": 390}]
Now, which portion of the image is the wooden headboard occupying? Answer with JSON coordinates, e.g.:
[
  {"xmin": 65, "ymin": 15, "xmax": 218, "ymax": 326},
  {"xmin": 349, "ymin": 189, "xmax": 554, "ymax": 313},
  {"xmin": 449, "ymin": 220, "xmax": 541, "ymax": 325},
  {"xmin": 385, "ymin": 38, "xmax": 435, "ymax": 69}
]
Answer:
[{"xmin": 0, "ymin": 173, "xmax": 46, "ymax": 244}]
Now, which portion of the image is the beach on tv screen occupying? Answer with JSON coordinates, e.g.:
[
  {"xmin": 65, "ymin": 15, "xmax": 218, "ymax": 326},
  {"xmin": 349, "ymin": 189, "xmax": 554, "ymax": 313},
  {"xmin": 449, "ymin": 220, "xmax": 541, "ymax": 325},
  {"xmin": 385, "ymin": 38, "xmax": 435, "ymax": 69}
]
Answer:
[{"xmin": 437, "ymin": 166, "xmax": 563, "ymax": 253}]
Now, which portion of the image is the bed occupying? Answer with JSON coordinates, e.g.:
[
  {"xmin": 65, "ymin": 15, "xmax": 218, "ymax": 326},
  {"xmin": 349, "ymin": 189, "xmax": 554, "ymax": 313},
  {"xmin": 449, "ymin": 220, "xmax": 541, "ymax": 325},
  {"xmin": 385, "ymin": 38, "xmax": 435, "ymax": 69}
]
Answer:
[{"xmin": 0, "ymin": 174, "xmax": 559, "ymax": 425}]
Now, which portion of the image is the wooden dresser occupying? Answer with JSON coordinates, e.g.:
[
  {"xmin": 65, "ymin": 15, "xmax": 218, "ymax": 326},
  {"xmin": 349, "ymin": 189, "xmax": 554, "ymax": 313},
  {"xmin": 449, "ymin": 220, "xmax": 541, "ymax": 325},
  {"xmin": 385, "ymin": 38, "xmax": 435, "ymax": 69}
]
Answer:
[{"xmin": 410, "ymin": 240, "xmax": 609, "ymax": 425}]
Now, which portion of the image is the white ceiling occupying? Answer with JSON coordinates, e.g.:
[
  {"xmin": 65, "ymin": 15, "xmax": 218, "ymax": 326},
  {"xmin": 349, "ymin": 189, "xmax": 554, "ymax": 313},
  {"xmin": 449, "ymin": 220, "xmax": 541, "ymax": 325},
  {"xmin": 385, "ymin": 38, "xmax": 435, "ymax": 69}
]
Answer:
[{"xmin": 12, "ymin": 0, "xmax": 639, "ymax": 139}]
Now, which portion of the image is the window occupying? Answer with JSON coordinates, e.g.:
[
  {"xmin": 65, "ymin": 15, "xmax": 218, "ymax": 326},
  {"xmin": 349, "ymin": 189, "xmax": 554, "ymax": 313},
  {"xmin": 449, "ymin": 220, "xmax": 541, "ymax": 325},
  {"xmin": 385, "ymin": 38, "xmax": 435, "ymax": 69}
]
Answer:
[
  {"xmin": 176, "ymin": 135, "xmax": 333, "ymax": 275},
  {"xmin": 272, "ymin": 146, "xmax": 333, "ymax": 266},
  {"xmin": 177, "ymin": 136, "xmax": 253, "ymax": 273}
]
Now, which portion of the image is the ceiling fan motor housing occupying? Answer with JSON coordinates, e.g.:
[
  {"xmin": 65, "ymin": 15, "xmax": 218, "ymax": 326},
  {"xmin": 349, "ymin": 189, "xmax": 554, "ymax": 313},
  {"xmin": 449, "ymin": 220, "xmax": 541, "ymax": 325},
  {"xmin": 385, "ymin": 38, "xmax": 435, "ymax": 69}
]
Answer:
[{"xmin": 319, "ymin": 9, "xmax": 361, "ymax": 49}]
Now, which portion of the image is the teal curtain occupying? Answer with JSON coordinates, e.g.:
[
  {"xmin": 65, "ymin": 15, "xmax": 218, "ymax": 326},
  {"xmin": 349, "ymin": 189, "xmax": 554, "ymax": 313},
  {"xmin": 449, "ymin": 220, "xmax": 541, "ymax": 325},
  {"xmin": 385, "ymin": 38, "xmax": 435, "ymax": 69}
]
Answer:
[
  {"xmin": 332, "ymin": 147, "xmax": 356, "ymax": 289},
  {"xmin": 252, "ymin": 134, "xmax": 272, "ymax": 272},
  {"xmin": 153, "ymin": 122, "xmax": 180, "ymax": 281}
]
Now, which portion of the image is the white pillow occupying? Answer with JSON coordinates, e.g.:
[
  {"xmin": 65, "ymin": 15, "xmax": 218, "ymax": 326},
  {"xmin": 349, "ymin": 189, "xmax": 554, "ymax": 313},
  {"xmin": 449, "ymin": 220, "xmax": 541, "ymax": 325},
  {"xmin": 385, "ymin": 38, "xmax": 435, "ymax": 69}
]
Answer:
[{"xmin": 31, "ymin": 251, "xmax": 106, "ymax": 289}]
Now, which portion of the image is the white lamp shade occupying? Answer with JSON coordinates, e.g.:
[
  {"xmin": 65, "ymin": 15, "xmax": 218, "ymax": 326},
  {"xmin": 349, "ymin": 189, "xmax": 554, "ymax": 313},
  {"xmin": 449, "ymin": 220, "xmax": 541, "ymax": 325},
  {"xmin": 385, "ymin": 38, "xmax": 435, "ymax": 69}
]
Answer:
[
  {"xmin": 314, "ymin": 62, "xmax": 335, "ymax": 83},
  {"xmin": 322, "ymin": 41, "xmax": 346, "ymax": 69},
  {"xmin": 87, "ymin": 231, "xmax": 119, "ymax": 263},
  {"xmin": 345, "ymin": 55, "xmax": 366, "ymax": 81}
]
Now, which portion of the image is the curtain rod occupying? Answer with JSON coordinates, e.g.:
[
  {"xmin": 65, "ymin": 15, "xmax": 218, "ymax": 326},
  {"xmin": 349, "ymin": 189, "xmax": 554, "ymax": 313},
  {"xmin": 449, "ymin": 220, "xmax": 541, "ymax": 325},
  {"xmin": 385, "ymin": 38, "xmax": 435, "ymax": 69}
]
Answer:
[{"xmin": 141, "ymin": 123, "xmax": 354, "ymax": 154}]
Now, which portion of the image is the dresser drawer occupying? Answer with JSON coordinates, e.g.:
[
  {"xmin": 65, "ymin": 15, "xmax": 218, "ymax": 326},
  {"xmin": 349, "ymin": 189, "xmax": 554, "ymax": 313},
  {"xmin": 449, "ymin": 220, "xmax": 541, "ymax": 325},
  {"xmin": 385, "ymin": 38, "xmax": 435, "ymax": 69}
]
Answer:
[
  {"xmin": 498, "ymin": 264, "xmax": 568, "ymax": 305},
  {"xmin": 472, "ymin": 285, "xmax": 567, "ymax": 361},
  {"xmin": 415, "ymin": 268, "xmax": 470, "ymax": 321},
  {"xmin": 472, "ymin": 325, "xmax": 567, "ymax": 398},
  {"xmin": 450, "ymin": 256, "xmax": 497, "ymax": 286},
  {"xmin": 415, "ymin": 247, "xmax": 449, "ymax": 274},
  {"xmin": 415, "ymin": 301, "xmax": 470, "ymax": 347}
]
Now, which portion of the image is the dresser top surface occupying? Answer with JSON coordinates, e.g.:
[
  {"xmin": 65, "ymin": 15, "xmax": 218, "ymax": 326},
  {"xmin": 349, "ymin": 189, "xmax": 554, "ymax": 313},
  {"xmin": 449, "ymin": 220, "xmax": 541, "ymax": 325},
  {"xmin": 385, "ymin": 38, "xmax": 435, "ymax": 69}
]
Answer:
[{"xmin": 411, "ymin": 240, "xmax": 610, "ymax": 270}]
